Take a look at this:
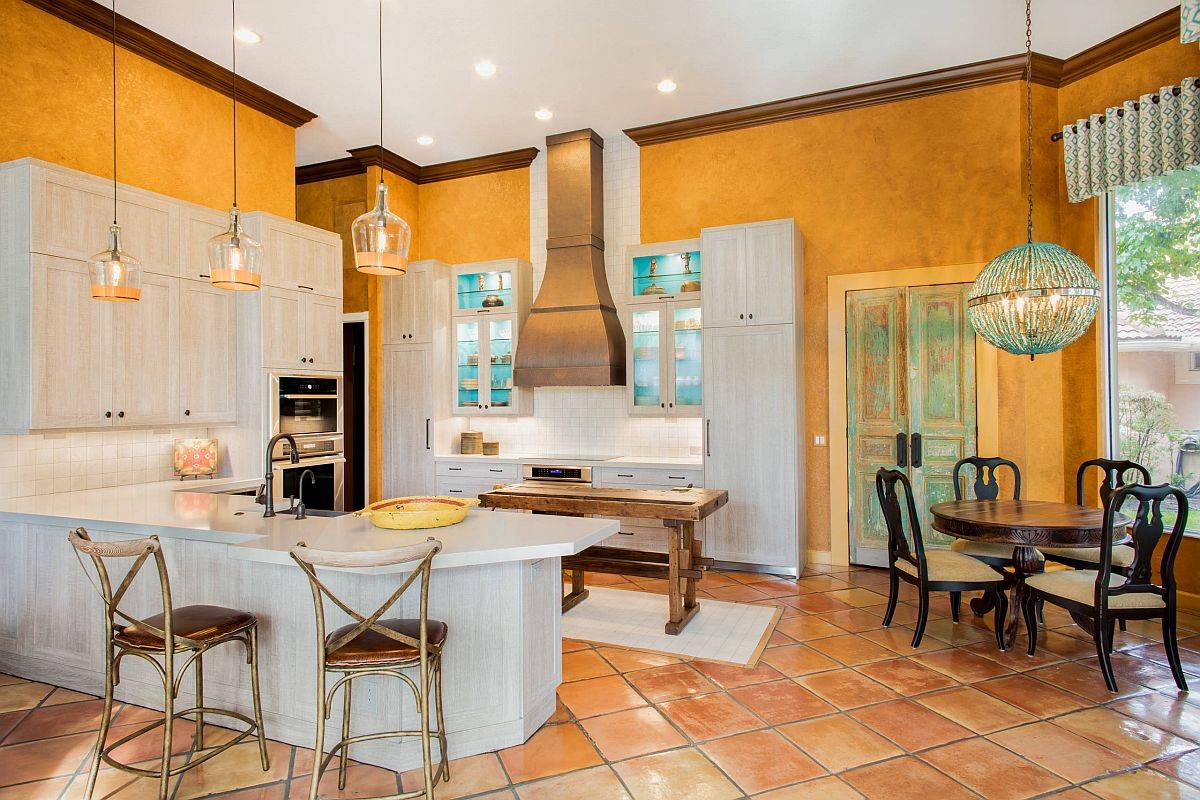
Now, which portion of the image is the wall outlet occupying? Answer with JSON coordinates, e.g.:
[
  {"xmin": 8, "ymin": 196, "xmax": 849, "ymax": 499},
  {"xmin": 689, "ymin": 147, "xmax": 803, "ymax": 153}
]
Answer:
[{"xmin": 813, "ymin": 435, "xmax": 827, "ymax": 446}]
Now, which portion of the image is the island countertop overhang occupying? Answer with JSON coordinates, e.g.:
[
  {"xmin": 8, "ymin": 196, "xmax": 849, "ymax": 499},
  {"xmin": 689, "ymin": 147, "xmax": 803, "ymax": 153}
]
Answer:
[{"xmin": 0, "ymin": 479, "xmax": 619, "ymax": 571}]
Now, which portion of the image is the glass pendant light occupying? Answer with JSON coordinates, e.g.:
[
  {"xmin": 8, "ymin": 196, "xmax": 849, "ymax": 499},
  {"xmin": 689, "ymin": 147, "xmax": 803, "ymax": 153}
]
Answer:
[
  {"xmin": 967, "ymin": 0, "xmax": 1100, "ymax": 359},
  {"xmin": 208, "ymin": 0, "xmax": 262, "ymax": 291},
  {"xmin": 350, "ymin": 0, "xmax": 411, "ymax": 276},
  {"xmin": 90, "ymin": 1, "xmax": 141, "ymax": 302}
]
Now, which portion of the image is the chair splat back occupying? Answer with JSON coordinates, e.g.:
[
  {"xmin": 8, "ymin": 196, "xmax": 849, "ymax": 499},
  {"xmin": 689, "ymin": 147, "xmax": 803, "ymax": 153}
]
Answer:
[
  {"xmin": 1076, "ymin": 458, "xmax": 1150, "ymax": 508},
  {"xmin": 1102, "ymin": 484, "xmax": 1186, "ymax": 602},
  {"xmin": 875, "ymin": 468, "xmax": 926, "ymax": 576},
  {"xmin": 952, "ymin": 456, "xmax": 1021, "ymax": 501}
]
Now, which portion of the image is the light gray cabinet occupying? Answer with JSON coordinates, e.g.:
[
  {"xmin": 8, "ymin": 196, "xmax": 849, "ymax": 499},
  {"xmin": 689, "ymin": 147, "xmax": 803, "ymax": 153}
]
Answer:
[
  {"xmin": 700, "ymin": 219, "xmax": 797, "ymax": 329},
  {"xmin": 383, "ymin": 346, "xmax": 435, "ymax": 497}
]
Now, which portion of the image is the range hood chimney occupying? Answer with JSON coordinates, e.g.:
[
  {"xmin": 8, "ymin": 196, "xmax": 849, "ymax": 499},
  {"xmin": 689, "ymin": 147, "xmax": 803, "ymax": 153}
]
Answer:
[{"xmin": 513, "ymin": 129, "xmax": 626, "ymax": 387}]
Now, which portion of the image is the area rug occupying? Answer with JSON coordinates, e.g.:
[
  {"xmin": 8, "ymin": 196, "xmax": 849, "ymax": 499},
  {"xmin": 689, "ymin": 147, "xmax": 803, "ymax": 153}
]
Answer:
[{"xmin": 562, "ymin": 586, "xmax": 782, "ymax": 666}]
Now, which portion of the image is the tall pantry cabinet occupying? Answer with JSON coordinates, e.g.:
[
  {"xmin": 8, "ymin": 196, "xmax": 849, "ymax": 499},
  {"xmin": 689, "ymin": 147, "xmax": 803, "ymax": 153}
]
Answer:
[
  {"xmin": 700, "ymin": 219, "xmax": 805, "ymax": 574},
  {"xmin": 382, "ymin": 260, "xmax": 452, "ymax": 497}
]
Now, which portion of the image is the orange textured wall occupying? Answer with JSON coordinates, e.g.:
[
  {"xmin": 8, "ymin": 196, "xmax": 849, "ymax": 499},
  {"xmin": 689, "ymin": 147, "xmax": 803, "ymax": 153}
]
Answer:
[
  {"xmin": 296, "ymin": 173, "xmax": 372, "ymax": 311},
  {"xmin": 640, "ymin": 81, "xmax": 1072, "ymax": 555},
  {"xmin": 416, "ymin": 169, "xmax": 531, "ymax": 263},
  {"xmin": 0, "ymin": 0, "xmax": 296, "ymax": 217}
]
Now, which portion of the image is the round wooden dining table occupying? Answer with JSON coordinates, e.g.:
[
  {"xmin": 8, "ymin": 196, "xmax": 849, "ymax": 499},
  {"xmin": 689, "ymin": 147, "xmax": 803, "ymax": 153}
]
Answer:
[{"xmin": 929, "ymin": 499, "xmax": 1131, "ymax": 649}]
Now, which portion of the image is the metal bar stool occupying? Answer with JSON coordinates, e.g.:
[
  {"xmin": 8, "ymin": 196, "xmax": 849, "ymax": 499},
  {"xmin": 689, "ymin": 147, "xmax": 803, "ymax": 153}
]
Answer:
[
  {"xmin": 68, "ymin": 528, "xmax": 269, "ymax": 800},
  {"xmin": 290, "ymin": 538, "xmax": 448, "ymax": 800}
]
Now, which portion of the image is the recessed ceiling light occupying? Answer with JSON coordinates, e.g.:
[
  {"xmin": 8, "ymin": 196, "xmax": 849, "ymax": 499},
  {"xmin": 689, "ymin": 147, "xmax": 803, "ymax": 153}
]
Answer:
[
  {"xmin": 474, "ymin": 60, "xmax": 497, "ymax": 78},
  {"xmin": 534, "ymin": 108, "xmax": 553, "ymax": 121},
  {"xmin": 416, "ymin": 135, "xmax": 434, "ymax": 146},
  {"xmin": 234, "ymin": 28, "xmax": 262, "ymax": 44},
  {"xmin": 657, "ymin": 78, "xmax": 677, "ymax": 94}
]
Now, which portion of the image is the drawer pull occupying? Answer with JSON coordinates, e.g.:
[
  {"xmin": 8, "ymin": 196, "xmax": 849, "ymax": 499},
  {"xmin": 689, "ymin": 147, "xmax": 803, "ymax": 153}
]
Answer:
[
  {"xmin": 448, "ymin": 489, "xmax": 463, "ymax": 494},
  {"xmin": 488, "ymin": 468, "xmax": 504, "ymax": 473},
  {"xmin": 617, "ymin": 473, "xmax": 634, "ymax": 478},
  {"xmin": 448, "ymin": 467, "xmax": 462, "ymax": 471},
  {"xmin": 618, "ymin": 531, "xmax": 634, "ymax": 536},
  {"xmin": 668, "ymin": 475, "xmax": 686, "ymax": 480}
]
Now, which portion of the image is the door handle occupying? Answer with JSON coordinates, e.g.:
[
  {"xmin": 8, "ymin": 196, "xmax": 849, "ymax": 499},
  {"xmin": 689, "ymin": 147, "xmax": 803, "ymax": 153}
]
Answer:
[
  {"xmin": 425, "ymin": 418, "xmax": 431, "ymax": 450},
  {"xmin": 705, "ymin": 419, "xmax": 711, "ymax": 457},
  {"xmin": 910, "ymin": 433, "xmax": 923, "ymax": 469},
  {"xmin": 895, "ymin": 433, "xmax": 908, "ymax": 467}
]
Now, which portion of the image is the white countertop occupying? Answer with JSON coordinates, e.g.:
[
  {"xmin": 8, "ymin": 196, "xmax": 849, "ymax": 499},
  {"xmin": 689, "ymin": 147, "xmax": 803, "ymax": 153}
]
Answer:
[
  {"xmin": 0, "ymin": 479, "xmax": 617, "ymax": 571},
  {"xmin": 434, "ymin": 453, "xmax": 704, "ymax": 470}
]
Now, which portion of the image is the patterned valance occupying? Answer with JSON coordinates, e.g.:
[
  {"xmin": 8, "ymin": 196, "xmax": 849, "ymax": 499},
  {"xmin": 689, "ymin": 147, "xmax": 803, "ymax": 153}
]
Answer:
[
  {"xmin": 1184, "ymin": 1, "xmax": 1200, "ymax": 44},
  {"xmin": 1062, "ymin": 77, "xmax": 1200, "ymax": 203}
]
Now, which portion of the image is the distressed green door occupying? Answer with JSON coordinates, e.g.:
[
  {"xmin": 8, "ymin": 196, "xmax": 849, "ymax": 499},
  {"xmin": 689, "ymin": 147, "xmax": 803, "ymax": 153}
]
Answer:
[{"xmin": 846, "ymin": 284, "xmax": 977, "ymax": 566}]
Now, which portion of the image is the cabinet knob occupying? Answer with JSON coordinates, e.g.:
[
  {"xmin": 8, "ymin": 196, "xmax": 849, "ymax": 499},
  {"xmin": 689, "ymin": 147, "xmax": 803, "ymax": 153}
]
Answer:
[
  {"xmin": 739, "ymin": 313, "xmax": 744, "ymax": 319},
  {"xmin": 117, "ymin": 411, "xmax": 125, "ymax": 419},
  {"xmin": 748, "ymin": 313, "xmax": 754, "ymax": 319},
  {"xmin": 661, "ymin": 403, "xmax": 665, "ymax": 408},
  {"xmin": 669, "ymin": 403, "xmax": 674, "ymax": 408},
  {"xmin": 105, "ymin": 411, "xmax": 112, "ymax": 419},
  {"xmin": 184, "ymin": 409, "xmax": 191, "ymax": 416}
]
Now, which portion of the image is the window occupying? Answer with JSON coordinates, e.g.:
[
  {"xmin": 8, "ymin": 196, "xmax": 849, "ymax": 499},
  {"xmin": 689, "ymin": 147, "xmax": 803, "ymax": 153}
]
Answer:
[{"xmin": 1105, "ymin": 166, "xmax": 1200, "ymax": 530}]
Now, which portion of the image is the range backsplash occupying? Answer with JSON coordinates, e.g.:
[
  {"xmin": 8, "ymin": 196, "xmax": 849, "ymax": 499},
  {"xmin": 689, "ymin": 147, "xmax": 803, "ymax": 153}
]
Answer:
[
  {"xmin": 0, "ymin": 427, "xmax": 213, "ymax": 500},
  {"xmin": 464, "ymin": 135, "xmax": 703, "ymax": 460}
]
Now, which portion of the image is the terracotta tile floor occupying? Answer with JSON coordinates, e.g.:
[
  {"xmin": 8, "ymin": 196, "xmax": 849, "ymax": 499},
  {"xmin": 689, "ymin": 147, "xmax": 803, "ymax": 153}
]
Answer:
[{"xmin": 5, "ymin": 565, "xmax": 1200, "ymax": 798}]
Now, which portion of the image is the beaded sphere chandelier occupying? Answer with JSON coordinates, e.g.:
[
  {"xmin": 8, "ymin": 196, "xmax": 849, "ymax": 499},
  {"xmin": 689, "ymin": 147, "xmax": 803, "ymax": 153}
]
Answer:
[{"xmin": 967, "ymin": 0, "xmax": 1100, "ymax": 359}]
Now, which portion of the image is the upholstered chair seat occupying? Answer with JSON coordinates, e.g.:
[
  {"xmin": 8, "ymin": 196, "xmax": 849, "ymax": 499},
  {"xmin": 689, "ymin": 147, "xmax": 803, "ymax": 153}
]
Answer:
[
  {"xmin": 896, "ymin": 550, "xmax": 1005, "ymax": 584},
  {"xmin": 1025, "ymin": 570, "xmax": 1165, "ymax": 610},
  {"xmin": 1039, "ymin": 544, "xmax": 1134, "ymax": 569},
  {"xmin": 950, "ymin": 539, "xmax": 1043, "ymax": 563}
]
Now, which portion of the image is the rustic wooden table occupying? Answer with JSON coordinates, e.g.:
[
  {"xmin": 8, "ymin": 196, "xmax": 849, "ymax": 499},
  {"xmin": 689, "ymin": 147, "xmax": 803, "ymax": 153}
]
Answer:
[
  {"xmin": 930, "ymin": 499, "xmax": 1130, "ymax": 648},
  {"xmin": 479, "ymin": 484, "xmax": 729, "ymax": 634}
]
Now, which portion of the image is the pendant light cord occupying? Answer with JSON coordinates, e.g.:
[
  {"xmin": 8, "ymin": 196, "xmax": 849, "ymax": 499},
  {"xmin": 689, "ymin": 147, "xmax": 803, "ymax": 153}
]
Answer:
[
  {"xmin": 231, "ymin": 0, "xmax": 238, "ymax": 210},
  {"xmin": 379, "ymin": 0, "xmax": 384, "ymax": 161},
  {"xmin": 1024, "ymin": 0, "xmax": 1034, "ymax": 244},
  {"xmin": 111, "ymin": 0, "xmax": 118, "ymax": 227}
]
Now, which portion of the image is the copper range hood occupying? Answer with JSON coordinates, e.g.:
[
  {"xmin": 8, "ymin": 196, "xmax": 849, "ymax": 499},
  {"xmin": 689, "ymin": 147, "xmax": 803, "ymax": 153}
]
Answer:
[{"xmin": 513, "ymin": 129, "xmax": 626, "ymax": 387}]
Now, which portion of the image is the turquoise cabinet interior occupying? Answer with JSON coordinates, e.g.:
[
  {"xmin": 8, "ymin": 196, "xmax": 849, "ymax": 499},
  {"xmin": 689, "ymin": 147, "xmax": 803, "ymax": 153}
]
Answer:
[
  {"xmin": 488, "ymin": 318, "xmax": 514, "ymax": 408},
  {"xmin": 631, "ymin": 250, "xmax": 702, "ymax": 299},
  {"xmin": 628, "ymin": 301, "xmax": 701, "ymax": 416},
  {"xmin": 455, "ymin": 267, "xmax": 513, "ymax": 312},
  {"xmin": 454, "ymin": 316, "xmax": 518, "ymax": 414},
  {"xmin": 455, "ymin": 321, "xmax": 481, "ymax": 411}
]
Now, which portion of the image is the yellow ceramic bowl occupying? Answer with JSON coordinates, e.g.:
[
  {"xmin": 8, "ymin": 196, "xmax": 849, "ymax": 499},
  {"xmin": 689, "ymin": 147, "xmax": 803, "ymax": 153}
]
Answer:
[{"xmin": 354, "ymin": 496, "xmax": 480, "ymax": 530}]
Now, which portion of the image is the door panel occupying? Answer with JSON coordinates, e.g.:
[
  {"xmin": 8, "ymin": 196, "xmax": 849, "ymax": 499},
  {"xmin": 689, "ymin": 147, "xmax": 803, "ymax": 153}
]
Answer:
[
  {"xmin": 110, "ymin": 273, "xmax": 178, "ymax": 426},
  {"xmin": 846, "ymin": 288, "xmax": 906, "ymax": 567},
  {"xmin": 846, "ymin": 283, "xmax": 977, "ymax": 566},
  {"xmin": 383, "ymin": 347, "xmax": 434, "ymax": 497},
  {"xmin": 907, "ymin": 285, "xmax": 976, "ymax": 544},
  {"xmin": 745, "ymin": 221, "xmax": 794, "ymax": 326},
  {"xmin": 698, "ymin": 228, "xmax": 745, "ymax": 328},
  {"xmin": 179, "ymin": 279, "xmax": 237, "ymax": 423},
  {"xmin": 305, "ymin": 294, "xmax": 344, "ymax": 371}
]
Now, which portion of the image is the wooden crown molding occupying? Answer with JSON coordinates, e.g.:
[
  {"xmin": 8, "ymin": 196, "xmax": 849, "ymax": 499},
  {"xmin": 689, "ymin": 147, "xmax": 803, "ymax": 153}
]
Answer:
[
  {"xmin": 625, "ymin": 54, "xmax": 1060, "ymax": 146},
  {"xmin": 625, "ymin": 7, "xmax": 1182, "ymax": 146},
  {"xmin": 301, "ymin": 146, "xmax": 539, "ymax": 186},
  {"xmin": 1058, "ymin": 7, "xmax": 1180, "ymax": 85},
  {"xmin": 22, "ymin": 0, "xmax": 316, "ymax": 128}
]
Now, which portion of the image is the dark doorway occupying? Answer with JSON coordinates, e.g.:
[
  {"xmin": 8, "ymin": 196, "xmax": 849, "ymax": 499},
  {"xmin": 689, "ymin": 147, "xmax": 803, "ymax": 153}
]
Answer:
[{"xmin": 342, "ymin": 321, "xmax": 366, "ymax": 511}]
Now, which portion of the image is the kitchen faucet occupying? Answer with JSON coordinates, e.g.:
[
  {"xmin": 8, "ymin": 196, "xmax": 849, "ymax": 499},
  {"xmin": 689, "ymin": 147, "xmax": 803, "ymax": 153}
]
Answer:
[{"xmin": 259, "ymin": 432, "xmax": 299, "ymax": 518}]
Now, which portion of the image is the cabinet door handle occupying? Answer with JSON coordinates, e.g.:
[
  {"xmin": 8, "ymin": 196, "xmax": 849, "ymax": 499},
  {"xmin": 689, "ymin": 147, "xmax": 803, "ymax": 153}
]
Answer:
[
  {"xmin": 198, "ymin": 273, "xmax": 210, "ymax": 279},
  {"xmin": 476, "ymin": 309, "xmax": 491, "ymax": 314},
  {"xmin": 705, "ymin": 419, "xmax": 711, "ymax": 456},
  {"xmin": 668, "ymin": 402, "xmax": 674, "ymax": 408},
  {"xmin": 748, "ymin": 313, "xmax": 754, "ymax": 319},
  {"xmin": 117, "ymin": 411, "xmax": 125, "ymax": 419},
  {"xmin": 739, "ymin": 313, "xmax": 744, "ymax": 320},
  {"xmin": 425, "ymin": 418, "xmax": 431, "ymax": 450},
  {"xmin": 297, "ymin": 284, "xmax": 314, "ymax": 291},
  {"xmin": 661, "ymin": 402, "xmax": 665, "ymax": 408},
  {"xmin": 910, "ymin": 433, "xmax": 923, "ymax": 469},
  {"xmin": 105, "ymin": 411, "xmax": 112, "ymax": 419},
  {"xmin": 184, "ymin": 409, "xmax": 191, "ymax": 416},
  {"xmin": 895, "ymin": 433, "xmax": 908, "ymax": 468}
]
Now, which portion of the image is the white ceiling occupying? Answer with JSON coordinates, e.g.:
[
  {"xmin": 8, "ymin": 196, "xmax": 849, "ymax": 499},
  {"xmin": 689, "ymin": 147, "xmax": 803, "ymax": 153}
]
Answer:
[{"xmin": 113, "ymin": 0, "xmax": 1178, "ymax": 166}]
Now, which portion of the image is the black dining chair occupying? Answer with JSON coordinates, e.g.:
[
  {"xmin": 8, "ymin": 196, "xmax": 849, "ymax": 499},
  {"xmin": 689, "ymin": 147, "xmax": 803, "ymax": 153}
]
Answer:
[
  {"xmin": 876, "ymin": 468, "xmax": 1009, "ymax": 649},
  {"xmin": 948, "ymin": 456, "xmax": 1043, "ymax": 621},
  {"xmin": 1023, "ymin": 482, "xmax": 1188, "ymax": 693},
  {"xmin": 1040, "ymin": 458, "xmax": 1148, "ymax": 574}
]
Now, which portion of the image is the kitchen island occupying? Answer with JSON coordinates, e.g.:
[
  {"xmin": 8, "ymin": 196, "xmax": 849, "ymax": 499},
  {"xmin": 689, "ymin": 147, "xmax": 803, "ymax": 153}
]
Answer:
[{"xmin": 0, "ymin": 480, "xmax": 616, "ymax": 771}]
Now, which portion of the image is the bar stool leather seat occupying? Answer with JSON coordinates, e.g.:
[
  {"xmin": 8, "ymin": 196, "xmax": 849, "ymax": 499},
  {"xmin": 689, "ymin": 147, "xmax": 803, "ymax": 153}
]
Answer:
[
  {"xmin": 326, "ymin": 619, "xmax": 448, "ymax": 667},
  {"xmin": 116, "ymin": 605, "xmax": 256, "ymax": 649}
]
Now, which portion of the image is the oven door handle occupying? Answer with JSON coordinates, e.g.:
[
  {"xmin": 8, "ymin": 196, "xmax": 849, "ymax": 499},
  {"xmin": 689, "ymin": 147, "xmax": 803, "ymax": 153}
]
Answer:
[
  {"xmin": 280, "ymin": 393, "xmax": 340, "ymax": 400},
  {"xmin": 273, "ymin": 455, "xmax": 347, "ymax": 469}
]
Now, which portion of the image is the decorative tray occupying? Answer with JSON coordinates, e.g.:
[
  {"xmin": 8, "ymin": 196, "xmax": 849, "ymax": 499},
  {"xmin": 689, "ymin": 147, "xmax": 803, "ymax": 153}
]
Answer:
[{"xmin": 354, "ymin": 496, "xmax": 479, "ymax": 530}]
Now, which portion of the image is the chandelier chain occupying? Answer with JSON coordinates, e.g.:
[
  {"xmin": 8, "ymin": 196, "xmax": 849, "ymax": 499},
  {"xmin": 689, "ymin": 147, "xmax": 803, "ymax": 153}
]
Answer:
[
  {"xmin": 379, "ymin": 0, "xmax": 384, "ymax": 152},
  {"xmin": 1025, "ymin": 0, "xmax": 1034, "ymax": 243}
]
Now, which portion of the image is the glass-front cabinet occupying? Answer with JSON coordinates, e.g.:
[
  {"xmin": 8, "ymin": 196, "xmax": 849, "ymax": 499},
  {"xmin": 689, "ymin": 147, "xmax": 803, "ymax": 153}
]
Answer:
[
  {"xmin": 627, "ymin": 239, "xmax": 702, "ymax": 303},
  {"xmin": 454, "ymin": 316, "xmax": 521, "ymax": 415},
  {"xmin": 627, "ymin": 301, "xmax": 702, "ymax": 417},
  {"xmin": 452, "ymin": 258, "xmax": 530, "ymax": 317}
]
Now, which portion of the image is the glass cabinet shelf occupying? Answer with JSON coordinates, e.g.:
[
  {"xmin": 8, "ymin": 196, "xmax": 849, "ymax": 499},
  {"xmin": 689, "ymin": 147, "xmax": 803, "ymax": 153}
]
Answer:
[
  {"xmin": 631, "ymin": 248, "xmax": 702, "ymax": 300},
  {"xmin": 455, "ymin": 270, "xmax": 513, "ymax": 312},
  {"xmin": 627, "ymin": 301, "xmax": 701, "ymax": 416}
]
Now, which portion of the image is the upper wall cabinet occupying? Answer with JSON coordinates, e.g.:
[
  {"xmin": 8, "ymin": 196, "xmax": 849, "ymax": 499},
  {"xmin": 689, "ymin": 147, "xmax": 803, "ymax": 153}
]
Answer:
[
  {"xmin": 699, "ymin": 220, "xmax": 800, "ymax": 329},
  {"xmin": 383, "ymin": 260, "xmax": 444, "ymax": 345},
  {"xmin": 627, "ymin": 240, "xmax": 702, "ymax": 305},
  {"xmin": 180, "ymin": 205, "xmax": 229, "ymax": 282},
  {"xmin": 241, "ymin": 212, "xmax": 341, "ymax": 298},
  {"xmin": 452, "ymin": 259, "xmax": 532, "ymax": 318},
  {"xmin": 22, "ymin": 159, "xmax": 179, "ymax": 277}
]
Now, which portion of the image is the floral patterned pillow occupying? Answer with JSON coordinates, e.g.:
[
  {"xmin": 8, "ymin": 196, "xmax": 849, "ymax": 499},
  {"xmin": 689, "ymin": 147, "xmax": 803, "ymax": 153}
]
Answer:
[{"xmin": 174, "ymin": 438, "xmax": 219, "ymax": 478}]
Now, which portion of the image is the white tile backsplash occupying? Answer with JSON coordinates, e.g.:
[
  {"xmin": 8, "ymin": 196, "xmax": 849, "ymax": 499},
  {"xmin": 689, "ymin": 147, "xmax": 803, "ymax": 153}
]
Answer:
[
  {"xmin": 0, "ymin": 427, "xmax": 212, "ymax": 499},
  {"xmin": 463, "ymin": 133, "xmax": 703, "ymax": 460}
]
